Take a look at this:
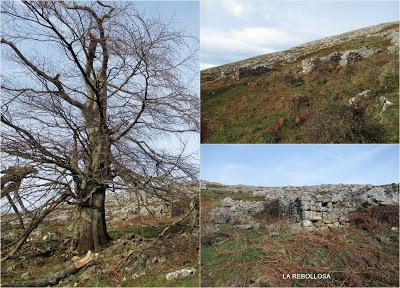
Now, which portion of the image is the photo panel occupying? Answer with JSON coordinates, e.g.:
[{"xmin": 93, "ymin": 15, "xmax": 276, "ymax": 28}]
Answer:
[
  {"xmin": 1, "ymin": 1, "xmax": 200, "ymax": 287},
  {"xmin": 200, "ymin": 0, "xmax": 399, "ymax": 144},
  {"xmin": 200, "ymin": 144, "xmax": 399, "ymax": 287}
]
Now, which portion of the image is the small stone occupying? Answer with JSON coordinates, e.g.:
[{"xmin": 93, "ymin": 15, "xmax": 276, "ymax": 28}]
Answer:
[
  {"xmin": 132, "ymin": 272, "xmax": 146, "ymax": 279},
  {"xmin": 158, "ymin": 256, "xmax": 167, "ymax": 263},
  {"xmin": 301, "ymin": 220, "xmax": 312, "ymax": 227},
  {"xmin": 21, "ymin": 271, "xmax": 30, "ymax": 280},
  {"xmin": 388, "ymin": 45, "xmax": 398, "ymax": 55},
  {"xmin": 42, "ymin": 232, "xmax": 59, "ymax": 242},
  {"xmin": 236, "ymin": 224, "xmax": 252, "ymax": 230}
]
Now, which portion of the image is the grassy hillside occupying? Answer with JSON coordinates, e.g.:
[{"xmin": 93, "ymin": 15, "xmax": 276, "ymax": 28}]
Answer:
[{"xmin": 201, "ymin": 35, "xmax": 399, "ymax": 143}]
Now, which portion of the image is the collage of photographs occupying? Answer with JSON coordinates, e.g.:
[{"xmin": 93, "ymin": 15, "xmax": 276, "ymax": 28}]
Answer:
[{"xmin": 0, "ymin": 0, "xmax": 399, "ymax": 287}]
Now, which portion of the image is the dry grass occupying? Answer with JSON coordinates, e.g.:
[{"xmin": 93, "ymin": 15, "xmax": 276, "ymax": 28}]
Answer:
[
  {"xmin": 348, "ymin": 204, "xmax": 399, "ymax": 232},
  {"xmin": 201, "ymin": 198, "xmax": 399, "ymax": 287},
  {"xmin": 254, "ymin": 225, "xmax": 398, "ymax": 287}
]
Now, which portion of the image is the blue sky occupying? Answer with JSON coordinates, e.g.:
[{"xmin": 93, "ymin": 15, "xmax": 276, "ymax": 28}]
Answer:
[
  {"xmin": 136, "ymin": 1, "xmax": 199, "ymax": 39},
  {"xmin": 201, "ymin": 0, "xmax": 400, "ymax": 69},
  {"xmin": 134, "ymin": 1, "xmax": 200, "ymax": 159},
  {"xmin": 200, "ymin": 145, "xmax": 399, "ymax": 186}
]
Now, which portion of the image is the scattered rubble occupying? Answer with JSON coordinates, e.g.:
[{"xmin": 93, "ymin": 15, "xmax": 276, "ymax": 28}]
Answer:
[{"xmin": 348, "ymin": 90, "xmax": 371, "ymax": 107}]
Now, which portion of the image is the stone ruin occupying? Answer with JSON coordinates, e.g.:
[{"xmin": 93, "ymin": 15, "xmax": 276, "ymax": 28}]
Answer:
[
  {"xmin": 219, "ymin": 63, "xmax": 273, "ymax": 80},
  {"xmin": 207, "ymin": 183, "xmax": 399, "ymax": 230},
  {"xmin": 301, "ymin": 46, "xmax": 377, "ymax": 74}
]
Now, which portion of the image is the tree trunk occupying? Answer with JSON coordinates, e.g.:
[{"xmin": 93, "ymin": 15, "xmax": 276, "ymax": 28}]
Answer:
[{"xmin": 76, "ymin": 187, "xmax": 111, "ymax": 254}]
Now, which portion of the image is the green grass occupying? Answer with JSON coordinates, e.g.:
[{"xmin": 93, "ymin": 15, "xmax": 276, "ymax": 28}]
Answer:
[{"xmin": 201, "ymin": 238, "xmax": 266, "ymax": 287}]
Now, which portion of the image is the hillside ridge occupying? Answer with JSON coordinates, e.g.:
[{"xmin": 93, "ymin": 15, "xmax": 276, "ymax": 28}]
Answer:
[{"xmin": 202, "ymin": 21, "xmax": 399, "ymax": 81}]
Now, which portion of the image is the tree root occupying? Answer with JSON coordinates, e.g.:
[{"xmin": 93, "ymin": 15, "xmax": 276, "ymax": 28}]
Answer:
[{"xmin": 3, "ymin": 250, "xmax": 98, "ymax": 287}]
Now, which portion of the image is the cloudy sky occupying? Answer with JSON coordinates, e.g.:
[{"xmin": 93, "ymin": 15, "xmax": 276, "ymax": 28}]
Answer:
[
  {"xmin": 201, "ymin": 0, "xmax": 399, "ymax": 70},
  {"xmin": 201, "ymin": 145, "xmax": 399, "ymax": 186}
]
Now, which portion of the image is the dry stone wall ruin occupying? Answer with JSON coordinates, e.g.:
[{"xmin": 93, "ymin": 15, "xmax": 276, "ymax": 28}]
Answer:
[{"xmin": 205, "ymin": 182, "xmax": 399, "ymax": 230}]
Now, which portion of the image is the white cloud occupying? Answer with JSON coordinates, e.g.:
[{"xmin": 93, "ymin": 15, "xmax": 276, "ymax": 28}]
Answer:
[
  {"xmin": 202, "ymin": 33, "xmax": 277, "ymax": 55},
  {"xmin": 231, "ymin": 27, "xmax": 293, "ymax": 45},
  {"xmin": 222, "ymin": 1, "xmax": 251, "ymax": 18},
  {"xmin": 201, "ymin": 27, "xmax": 288, "ymax": 66},
  {"xmin": 200, "ymin": 62, "xmax": 217, "ymax": 70}
]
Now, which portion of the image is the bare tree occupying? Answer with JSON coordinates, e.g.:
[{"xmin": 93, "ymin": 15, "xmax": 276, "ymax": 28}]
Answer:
[{"xmin": 1, "ymin": 1, "xmax": 199, "ymax": 254}]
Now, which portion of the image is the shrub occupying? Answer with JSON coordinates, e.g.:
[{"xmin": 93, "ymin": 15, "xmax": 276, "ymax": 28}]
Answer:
[{"xmin": 348, "ymin": 204, "xmax": 399, "ymax": 232}]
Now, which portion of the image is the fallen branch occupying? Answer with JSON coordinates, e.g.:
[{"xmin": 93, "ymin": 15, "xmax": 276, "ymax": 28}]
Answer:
[{"xmin": 4, "ymin": 250, "xmax": 98, "ymax": 287}]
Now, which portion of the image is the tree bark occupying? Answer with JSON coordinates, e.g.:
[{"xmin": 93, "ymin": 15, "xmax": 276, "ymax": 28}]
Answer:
[
  {"xmin": 5, "ymin": 194, "xmax": 24, "ymax": 229},
  {"xmin": 75, "ymin": 187, "xmax": 111, "ymax": 254}
]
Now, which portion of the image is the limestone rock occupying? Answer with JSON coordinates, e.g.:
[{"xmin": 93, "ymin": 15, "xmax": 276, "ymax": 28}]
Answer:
[
  {"xmin": 302, "ymin": 58, "xmax": 318, "ymax": 74},
  {"xmin": 348, "ymin": 90, "xmax": 371, "ymax": 107},
  {"xmin": 235, "ymin": 223, "xmax": 261, "ymax": 230},
  {"xmin": 301, "ymin": 219, "xmax": 312, "ymax": 227},
  {"xmin": 387, "ymin": 45, "xmax": 399, "ymax": 55},
  {"xmin": 209, "ymin": 207, "xmax": 234, "ymax": 224},
  {"xmin": 302, "ymin": 211, "xmax": 322, "ymax": 221},
  {"xmin": 42, "ymin": 232, "xmax": 59, "ymax": 242},
  {"xmin": 166, "ymin": 268, "xmax": 196, "ymax": 281},
  {"xmin": 221, "ymin": 197, "xmax": 234, "ymax": 207},
  {"xmin": 339, "ymin": 51, "xmax": 362, "ymax": 67},
  {"xmin": 380, "ymin": 96, "xmax": 394, "ymax": 111},
  {"xmin": 205, "ymin": 181, "xmax": 399, "ymax": 230}
]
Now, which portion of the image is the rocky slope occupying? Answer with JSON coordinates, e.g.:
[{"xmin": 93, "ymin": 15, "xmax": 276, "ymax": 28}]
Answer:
[
  {"xmin": 1, "ymin": 191, "xmax": 199, "ymax": 287},
  {"xmin": 201, "ymin": 22, "xmax": 399, "ymax": 143}
]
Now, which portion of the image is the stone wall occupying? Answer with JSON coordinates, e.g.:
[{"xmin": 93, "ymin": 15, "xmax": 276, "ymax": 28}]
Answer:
[{"xmin": 205, "ymin": 182, "xmax": 399, "ymax": 230}]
